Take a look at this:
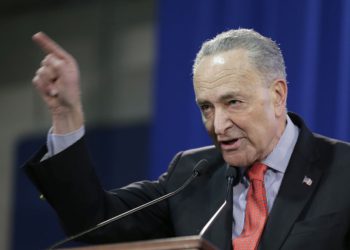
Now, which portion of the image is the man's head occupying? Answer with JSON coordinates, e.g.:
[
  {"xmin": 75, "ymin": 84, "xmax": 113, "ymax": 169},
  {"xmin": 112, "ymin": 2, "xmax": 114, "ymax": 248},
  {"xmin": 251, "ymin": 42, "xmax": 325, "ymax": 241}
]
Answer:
[{"xmin": 193, "ymin": 29, "xmax": 288, "ymax": 167}]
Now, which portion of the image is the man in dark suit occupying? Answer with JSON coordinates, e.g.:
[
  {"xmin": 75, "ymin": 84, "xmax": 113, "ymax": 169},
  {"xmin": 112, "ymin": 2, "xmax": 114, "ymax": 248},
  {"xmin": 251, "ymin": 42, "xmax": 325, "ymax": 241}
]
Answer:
[{"xmin": 25, "ymin": 29, "xmax": 350, "ymax": 249}]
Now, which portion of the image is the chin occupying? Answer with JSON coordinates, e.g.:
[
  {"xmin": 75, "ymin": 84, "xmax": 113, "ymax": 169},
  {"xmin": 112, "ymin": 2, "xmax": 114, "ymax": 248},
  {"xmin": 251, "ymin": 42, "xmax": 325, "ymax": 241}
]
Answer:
[{"xmin": 222, "ymin": 153, "xmax": 250, "ymax": 168}]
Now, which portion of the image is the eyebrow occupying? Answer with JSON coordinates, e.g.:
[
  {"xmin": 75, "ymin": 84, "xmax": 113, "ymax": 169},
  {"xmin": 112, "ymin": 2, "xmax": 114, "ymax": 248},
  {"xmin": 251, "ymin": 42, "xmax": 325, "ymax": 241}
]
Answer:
[
  {"xmin": 196, "ymin": 92, "xmax": 240, "ymax": 105},
  {"xmin": 218, "ymin": 93, "xmax": 238, "ymax": 101}
]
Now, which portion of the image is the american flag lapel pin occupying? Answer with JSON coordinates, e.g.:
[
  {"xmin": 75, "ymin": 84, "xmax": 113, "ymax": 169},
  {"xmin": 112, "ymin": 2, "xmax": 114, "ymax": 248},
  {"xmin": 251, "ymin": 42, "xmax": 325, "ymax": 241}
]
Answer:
[{"xmin": 302, "ymin": 176, "xmax": 313, "ymax": 186}]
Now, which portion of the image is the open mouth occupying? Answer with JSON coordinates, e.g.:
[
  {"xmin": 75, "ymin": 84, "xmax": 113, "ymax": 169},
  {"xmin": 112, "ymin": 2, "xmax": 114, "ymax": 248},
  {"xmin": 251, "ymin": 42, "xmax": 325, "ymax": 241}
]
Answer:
[
  {"xmin": 219, "ymin": 138, "xmax": 241, "ymax": 150},
  {"xmin": 221, "ymin": 138, "xmax": 239, "ymax": 145}
]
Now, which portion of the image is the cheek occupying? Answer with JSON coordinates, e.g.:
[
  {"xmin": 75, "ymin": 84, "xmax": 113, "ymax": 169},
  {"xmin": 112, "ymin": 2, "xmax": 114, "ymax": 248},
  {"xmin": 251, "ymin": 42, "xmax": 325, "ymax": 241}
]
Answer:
[
  {"xmin": 243, "ymin": 113, "xmax": 272, "ymax": 144},
  {"xmin": 250, "ymin": 116, "xmax": 277, "ymax": 148}
]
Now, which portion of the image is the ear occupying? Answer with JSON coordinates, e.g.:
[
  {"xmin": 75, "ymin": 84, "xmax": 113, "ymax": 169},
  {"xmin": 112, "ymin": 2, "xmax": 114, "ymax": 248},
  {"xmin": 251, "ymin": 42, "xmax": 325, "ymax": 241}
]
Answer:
[{"xmin": 271, "ymin": 79, "xmax": 287, "ymax": 117}]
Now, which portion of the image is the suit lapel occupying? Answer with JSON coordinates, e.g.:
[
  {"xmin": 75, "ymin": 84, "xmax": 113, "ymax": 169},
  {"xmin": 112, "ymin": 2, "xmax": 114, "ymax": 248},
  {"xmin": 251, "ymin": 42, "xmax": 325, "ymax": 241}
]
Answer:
[
  {"xmin": 203, "ymin": 164, "xmax": 234, "ymax": 250},
  {"xmin": 260, "ymin": 114, "xmax": 324, "ymax": 250}
]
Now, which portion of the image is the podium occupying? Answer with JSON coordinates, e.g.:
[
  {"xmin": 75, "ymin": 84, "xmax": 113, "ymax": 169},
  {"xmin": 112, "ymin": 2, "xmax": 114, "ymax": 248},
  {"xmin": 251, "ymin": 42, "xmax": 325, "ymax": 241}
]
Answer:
[{"xmin": 60, "ymin": 235, "xmax": 218, "ymax": 250}]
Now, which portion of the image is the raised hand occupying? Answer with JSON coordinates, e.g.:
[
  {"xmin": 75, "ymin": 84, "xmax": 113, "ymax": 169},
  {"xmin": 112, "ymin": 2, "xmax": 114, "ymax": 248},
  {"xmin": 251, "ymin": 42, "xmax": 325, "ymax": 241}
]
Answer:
[{"xmin": 32, "ymin": 32, "xmax": 84, "ymax": 134}]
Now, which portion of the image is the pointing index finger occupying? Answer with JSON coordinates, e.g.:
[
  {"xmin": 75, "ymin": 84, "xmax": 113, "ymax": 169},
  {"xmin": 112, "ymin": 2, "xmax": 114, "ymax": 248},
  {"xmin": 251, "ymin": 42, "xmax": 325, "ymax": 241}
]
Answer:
[{"xmin": 32, "ymin": 32, "xmax": 69, "ymax": 59}]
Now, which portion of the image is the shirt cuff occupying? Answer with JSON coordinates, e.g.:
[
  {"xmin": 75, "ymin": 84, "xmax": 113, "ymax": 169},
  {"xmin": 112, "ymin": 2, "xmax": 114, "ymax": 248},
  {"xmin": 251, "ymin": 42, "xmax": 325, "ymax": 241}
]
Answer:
[{"xmin": 44, "ymin": 126, "xmax": 85, "ymax": 160}]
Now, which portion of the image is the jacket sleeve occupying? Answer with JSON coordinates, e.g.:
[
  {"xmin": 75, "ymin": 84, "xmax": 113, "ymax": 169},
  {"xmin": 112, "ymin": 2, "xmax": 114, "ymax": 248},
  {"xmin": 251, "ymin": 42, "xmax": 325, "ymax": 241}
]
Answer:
[{"xmin": 23, "ymin": 136, "xmax": 182, "ymax": 244}]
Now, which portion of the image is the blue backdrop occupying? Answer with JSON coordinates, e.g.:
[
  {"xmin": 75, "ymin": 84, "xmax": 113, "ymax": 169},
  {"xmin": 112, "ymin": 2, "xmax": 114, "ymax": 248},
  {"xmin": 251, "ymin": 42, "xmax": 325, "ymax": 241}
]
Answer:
[{"xmin": 150, "ymin": 0, "xmax": 350, "ymax": 179}]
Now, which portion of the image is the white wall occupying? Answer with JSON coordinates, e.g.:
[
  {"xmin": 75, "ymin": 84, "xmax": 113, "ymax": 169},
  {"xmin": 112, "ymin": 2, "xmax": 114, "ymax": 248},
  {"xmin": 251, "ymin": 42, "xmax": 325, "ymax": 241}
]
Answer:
[{"xmin": 0, "ymin": 1, "xmax": 154, "ymax": 249}]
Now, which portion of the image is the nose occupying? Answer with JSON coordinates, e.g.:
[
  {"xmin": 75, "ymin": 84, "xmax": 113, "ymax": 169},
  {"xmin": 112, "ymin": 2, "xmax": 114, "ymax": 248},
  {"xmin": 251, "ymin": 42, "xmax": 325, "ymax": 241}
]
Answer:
[{"xmin": 214, "ymin": 108, "xmax": 233, "ymax": 135}]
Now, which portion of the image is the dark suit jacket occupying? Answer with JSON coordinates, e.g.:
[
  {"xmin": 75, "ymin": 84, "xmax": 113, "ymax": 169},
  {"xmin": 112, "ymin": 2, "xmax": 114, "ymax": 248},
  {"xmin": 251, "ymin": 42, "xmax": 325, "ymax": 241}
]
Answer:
[{"xmin": 24, "ymin": 113, "xmax": 350, "ymax": 249}]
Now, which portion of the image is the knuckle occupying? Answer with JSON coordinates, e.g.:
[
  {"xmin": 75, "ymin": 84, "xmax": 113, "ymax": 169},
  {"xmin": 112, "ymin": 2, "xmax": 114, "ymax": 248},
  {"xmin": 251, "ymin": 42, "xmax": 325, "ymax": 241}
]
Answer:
[
  {"xmin": 41, "ymin": 54, "xmax": 51, "ymax": 66},
  {"xmin": 36, "ymin": 67, "xmax": 44, "ymax": 75},
  {"xmin": 32, "ymin": 76, "xmax": 39, "ymax": 85},
  {"xmin": 51, "ymin": 58, "xmax": 63, "ymax": 70}
]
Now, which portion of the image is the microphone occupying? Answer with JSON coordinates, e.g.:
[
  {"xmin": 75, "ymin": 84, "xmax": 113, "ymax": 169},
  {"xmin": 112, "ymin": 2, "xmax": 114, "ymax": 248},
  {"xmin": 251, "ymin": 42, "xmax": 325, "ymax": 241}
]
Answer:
[
  {"xmin": 199, "ymin": 166, "xmax": 238, "ymax": 237},
  {"xmin": 48, "ymin": 159, "xmax": 210, "ymax": 250}
]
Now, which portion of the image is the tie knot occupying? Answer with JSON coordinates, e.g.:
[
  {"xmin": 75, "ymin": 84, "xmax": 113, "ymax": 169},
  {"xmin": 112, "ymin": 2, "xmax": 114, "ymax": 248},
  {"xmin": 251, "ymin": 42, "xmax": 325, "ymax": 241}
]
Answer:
[{"xmin": 248, "ymin": 163, "xmax": 267, "ymax": 181}]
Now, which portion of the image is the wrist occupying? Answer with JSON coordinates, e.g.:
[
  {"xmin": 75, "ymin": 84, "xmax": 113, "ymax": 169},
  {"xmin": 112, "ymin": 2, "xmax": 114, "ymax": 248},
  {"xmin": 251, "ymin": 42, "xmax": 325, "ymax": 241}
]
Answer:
[{"xmin": 52, "ymin": 106, "xmax": 84, "ymax": 134}]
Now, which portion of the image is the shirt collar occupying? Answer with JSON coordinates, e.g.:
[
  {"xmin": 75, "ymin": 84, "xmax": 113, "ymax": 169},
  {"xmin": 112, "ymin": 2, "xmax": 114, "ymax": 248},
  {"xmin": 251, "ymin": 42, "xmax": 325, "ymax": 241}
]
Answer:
[{"xmin": 262, "ymin": 115, "xmax": 300, "ymax": 173}]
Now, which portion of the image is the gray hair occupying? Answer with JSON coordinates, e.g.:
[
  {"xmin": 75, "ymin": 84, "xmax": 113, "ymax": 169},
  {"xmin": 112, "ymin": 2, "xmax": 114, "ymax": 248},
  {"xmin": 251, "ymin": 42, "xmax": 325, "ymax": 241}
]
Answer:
[{"xmin": 193, "ymin": 29, "xmax": 286, "ymax": 84}]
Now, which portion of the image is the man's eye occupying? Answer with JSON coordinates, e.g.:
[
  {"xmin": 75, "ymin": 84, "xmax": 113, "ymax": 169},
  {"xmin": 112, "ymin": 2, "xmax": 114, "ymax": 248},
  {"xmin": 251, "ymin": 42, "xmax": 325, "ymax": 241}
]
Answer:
[
  {"xmin": 200, "ymin": 104, "xmax": 210, "ymax": 111},
  {"xmin": 229, "ymin": 100, "xmax": 241, "ymax": 106}
]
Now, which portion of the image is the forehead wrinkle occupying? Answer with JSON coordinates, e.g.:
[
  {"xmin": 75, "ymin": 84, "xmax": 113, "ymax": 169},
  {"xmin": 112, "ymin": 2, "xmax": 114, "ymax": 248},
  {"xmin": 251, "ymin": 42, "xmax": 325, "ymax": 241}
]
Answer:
[{"xmin": 195, "ymin": 68, "xmax": 253, "ymax": 90}]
